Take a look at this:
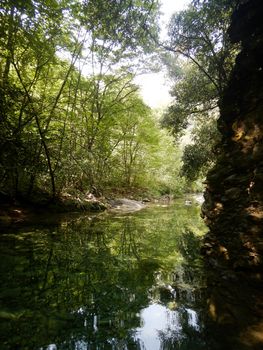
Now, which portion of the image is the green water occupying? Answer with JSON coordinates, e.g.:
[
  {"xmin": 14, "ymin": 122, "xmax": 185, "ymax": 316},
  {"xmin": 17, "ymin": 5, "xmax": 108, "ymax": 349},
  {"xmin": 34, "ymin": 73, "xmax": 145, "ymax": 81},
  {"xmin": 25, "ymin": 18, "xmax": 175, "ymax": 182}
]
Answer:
[{"xmin": 0, "ymin": 199, "xmax": 208, "ymax": 350}]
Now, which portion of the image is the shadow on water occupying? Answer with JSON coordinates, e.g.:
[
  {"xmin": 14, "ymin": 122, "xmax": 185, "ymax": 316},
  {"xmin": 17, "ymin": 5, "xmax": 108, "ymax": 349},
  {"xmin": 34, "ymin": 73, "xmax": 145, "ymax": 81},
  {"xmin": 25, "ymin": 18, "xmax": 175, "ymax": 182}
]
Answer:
[{"xmin": 1, "ymin": 198, "xmax": 260, "ymax": 349}]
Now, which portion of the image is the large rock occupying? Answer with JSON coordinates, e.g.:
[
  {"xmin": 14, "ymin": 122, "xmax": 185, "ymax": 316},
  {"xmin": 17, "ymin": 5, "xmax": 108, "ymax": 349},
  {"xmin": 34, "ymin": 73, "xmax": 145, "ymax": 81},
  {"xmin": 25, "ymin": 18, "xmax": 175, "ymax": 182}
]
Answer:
[
  {"xmin": 107, "ymin": 198, "xmax": 145, "ymax": 212},
  {"xmin": 202, "ymin": 1, "xmax": 263, "ymax": 348},
  {"xmin": 202, "ymin": 0, "xmax": 263, "ymax": 267}
]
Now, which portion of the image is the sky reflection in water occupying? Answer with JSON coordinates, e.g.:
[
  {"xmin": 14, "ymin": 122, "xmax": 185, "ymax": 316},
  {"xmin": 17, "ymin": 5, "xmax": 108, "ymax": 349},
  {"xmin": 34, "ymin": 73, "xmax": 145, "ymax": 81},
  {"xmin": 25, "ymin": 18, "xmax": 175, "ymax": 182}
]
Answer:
[{"xmin": 0, "ymin": 199, "xmax": 206, "ymax": 350}]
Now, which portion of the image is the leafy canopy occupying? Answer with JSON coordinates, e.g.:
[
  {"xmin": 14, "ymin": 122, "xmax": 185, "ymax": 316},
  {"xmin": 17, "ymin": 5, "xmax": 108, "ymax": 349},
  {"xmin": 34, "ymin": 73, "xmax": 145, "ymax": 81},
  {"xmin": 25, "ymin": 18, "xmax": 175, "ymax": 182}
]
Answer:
[{"xmin": 161, "ymin": 0, "xmax": 238, "ymax": 181}]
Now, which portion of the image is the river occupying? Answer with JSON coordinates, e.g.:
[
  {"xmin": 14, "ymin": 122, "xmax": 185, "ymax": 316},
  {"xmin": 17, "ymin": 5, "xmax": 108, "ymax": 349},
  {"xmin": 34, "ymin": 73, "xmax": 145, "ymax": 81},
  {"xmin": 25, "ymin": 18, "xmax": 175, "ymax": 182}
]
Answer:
[{"xmin": 0, "ymin": 197, "xmax": 246, "ymax": 349}]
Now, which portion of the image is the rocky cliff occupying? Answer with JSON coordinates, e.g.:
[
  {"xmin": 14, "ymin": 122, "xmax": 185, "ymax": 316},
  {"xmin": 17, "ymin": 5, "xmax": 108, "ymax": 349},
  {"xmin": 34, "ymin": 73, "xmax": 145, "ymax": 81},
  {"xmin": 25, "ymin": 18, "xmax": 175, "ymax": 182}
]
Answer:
[
  {"xmin": 201, "ymin": 0, "xmax": 263, "ymax": 348},
  {"xmin": 202, "ymin": 0, "xmax": 263, "ymax": 273}
]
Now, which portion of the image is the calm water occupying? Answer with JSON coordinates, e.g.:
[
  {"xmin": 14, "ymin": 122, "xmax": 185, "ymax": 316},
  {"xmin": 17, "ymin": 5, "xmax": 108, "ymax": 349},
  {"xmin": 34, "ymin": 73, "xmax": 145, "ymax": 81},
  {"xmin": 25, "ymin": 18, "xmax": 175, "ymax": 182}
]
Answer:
[{"xmin": 0, "ymin": 199, "xmax": 208, "ymax": 350}]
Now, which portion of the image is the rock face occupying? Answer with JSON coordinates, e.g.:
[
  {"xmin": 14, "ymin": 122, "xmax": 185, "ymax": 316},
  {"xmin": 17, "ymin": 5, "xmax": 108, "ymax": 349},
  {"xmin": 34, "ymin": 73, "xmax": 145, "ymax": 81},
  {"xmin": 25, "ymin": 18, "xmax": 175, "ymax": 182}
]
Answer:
[
  {"xmin": 202, "ymin": 0, "xmax": 263, "ymax": 347},
  {"xmin": 202, "ymin": 0, "xmax": 263, "ymax": 273}
]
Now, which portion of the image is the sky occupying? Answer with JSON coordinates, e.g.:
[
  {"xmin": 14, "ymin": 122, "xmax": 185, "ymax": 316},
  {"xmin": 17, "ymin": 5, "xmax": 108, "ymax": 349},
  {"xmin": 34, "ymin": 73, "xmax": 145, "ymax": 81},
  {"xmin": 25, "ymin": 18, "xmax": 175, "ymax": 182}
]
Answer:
[{"xmin": 135, "ymin": 0, "xmax": 191, "ymax": 109}]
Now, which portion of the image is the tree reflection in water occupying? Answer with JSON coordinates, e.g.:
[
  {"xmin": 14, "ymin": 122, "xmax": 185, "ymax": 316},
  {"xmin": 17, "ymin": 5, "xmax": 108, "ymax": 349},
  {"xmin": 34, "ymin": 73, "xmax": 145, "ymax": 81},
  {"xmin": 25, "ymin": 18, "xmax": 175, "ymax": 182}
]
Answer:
[{"xmin": 0, "ymin": 200, "xmax": 207, "ymax": 350}]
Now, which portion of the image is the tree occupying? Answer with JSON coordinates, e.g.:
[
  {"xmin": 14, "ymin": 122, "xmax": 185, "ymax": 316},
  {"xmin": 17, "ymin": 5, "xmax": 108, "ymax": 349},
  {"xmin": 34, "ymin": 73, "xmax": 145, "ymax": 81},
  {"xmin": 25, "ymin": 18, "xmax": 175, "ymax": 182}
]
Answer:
[
  {"xmin": 166, "ymin": 0, "xmax": 238, "ymax": 97},
  {"xmin": 161, "ymin": 0, "xmax": 239, "ymax": 181},
  {"xmin": 161, "ymin": 61, "xmax": 218, "ymax": 138},
  {"xmin": 181, "ymin": 116, "xmax": 220, "ymax": 182},
  {"xmin": 0, "ymin": 0, "xmax": 162, "ymax": 199}
]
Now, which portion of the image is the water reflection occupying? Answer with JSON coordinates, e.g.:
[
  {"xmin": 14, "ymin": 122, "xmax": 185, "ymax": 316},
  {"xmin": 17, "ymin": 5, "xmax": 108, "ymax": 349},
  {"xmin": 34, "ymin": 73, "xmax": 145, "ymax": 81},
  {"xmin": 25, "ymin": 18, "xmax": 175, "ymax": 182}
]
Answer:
[{"xmin": 0, "ymin": 200, "xmax": 207, "ymax": 350}]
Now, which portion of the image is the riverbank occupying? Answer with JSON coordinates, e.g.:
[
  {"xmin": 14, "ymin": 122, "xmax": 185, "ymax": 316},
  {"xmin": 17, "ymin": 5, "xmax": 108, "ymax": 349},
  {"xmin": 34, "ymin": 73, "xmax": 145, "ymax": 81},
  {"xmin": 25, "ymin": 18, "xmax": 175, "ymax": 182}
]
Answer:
[
  {"xmin": 0, "ymin": 190, "xmax": 203, "ymax": 226},
  {"xmin": 0, "ymin": 190, "xmax": 107, "ymax": 226}
]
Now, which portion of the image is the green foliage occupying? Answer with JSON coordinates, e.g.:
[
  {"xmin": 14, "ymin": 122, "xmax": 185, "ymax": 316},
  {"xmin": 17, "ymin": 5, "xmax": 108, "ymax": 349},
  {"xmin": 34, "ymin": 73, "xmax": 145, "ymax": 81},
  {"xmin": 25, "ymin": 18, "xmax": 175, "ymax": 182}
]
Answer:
[
  {"xmin": 181, "ymin": 117, "xmax": 220, "ymax": 182},
  {"xmin": 79, "ymin": 0, "xmax": 160, "ymax": 53},
  {"xmin": 167, "ymin": 0, "xmax": 238, "ymax": 95},
  {"xmin": 0, "ymin": 0, "xmax": 185, "ymax": 199},
  {"xmin": 161, "ymin": 0, "xmax": 239, "ymax": 182}
]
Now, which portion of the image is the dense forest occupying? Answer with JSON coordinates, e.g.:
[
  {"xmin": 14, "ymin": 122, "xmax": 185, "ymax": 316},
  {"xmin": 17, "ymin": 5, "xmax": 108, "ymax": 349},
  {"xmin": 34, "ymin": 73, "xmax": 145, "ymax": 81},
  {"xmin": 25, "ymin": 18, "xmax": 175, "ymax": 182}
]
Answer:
[
  {"xmin": 0, "ymin": 0, "xmax": 241, "ymax": 207},
  {"xmin": 0, "ymin": 0, "xmax": 182, "ymax": 205}
]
